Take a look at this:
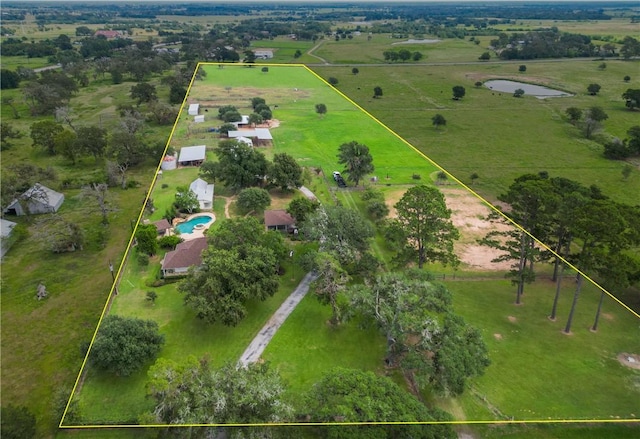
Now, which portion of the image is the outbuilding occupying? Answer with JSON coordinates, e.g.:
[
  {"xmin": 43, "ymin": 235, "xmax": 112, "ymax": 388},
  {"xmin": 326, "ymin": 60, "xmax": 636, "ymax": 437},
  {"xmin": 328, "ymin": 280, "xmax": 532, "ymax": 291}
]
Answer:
[
  {"xmin": 178, "ymin": 145, "xmax": 206, "ymax": 167},
  {"xmin": 3, "ymin": 183, "xmax": 64, "ymax": 216},
  {"xmin": 188, "ymin": 103, "xmax": 200, "ymax": 116}
]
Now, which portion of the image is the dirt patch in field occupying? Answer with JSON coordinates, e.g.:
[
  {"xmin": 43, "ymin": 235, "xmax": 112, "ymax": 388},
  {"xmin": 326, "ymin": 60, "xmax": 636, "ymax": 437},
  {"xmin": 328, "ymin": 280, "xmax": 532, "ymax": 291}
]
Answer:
[
  {"xmin": 187, "ymin": 85, "xmax": 311, "ymax": 109},
  {"xmin": 617, "ymin": 353, "xmax": 640, "ymax": 370},
  {"xmin": 441, "ymin": 188, "xmax": 513, "ymax": 271},
  {"xmin": 493, "ymin": 333, "xmax": 503, "ymax": 340},
  {"xmin": 384, "ymin": 186, "xmax": 514, "ymax": 271},
  {"xmin": 507, "ymin": 316, "xmax": 517, "ymax": 323}
]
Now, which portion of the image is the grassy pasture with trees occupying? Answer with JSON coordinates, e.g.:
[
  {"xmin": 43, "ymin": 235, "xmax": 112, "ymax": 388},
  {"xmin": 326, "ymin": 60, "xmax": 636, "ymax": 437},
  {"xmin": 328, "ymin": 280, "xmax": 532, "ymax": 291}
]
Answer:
[
  {"xmin": 313, "ymin": 60, "xmax": 639, "ymax": 206},
  {"xmin": 1, "ymin": 2, "xmax": 639, "ymax": 438},
  {"xmin": 66, "ymin": 65, "xmax": 640, "ymax": 436}
]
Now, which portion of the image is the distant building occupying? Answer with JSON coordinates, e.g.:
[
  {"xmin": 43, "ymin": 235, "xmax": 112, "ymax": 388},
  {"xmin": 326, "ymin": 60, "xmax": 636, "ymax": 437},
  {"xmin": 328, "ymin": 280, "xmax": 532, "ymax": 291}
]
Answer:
[
  {"xmin": 95, "ymin": 30, "xmax": 122, "ymax": 39},
  {"xmin": 254, "ymin": 49, "xmax": 274, "ymax": 59}
]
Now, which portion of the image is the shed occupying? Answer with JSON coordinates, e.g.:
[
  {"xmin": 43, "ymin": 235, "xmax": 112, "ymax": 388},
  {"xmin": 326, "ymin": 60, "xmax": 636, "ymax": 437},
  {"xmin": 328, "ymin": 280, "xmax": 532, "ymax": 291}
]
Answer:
[
  {"xmin": 254, "ymin": 49, "xmax": 274, "ymax": 59},
  {"xmin": 188, "ymin": 103, "xmax": 200, "ymax": 116},
  {"xmin": 4, "ymin": 184, "xmax": 64, "ymax": 216},
  {"xmin": 194, "ymin": 115, "xmax": 205, "ymax": 123},
  {"xmin": 153, "ymin": 219, "xmax": 172, "ymax": 236},
  {"xmin": 264, "ymin": 210, "xmax": 296, "ymax": 232},
  {"xmin": 1, "ymin": 218, "xmax": 17, "ymax": 258},
  {"xmin": 178, "ymin": 145, "xmax": 206, "ymax": 167},
  {"xmin": 189, "ymin": 178, "xmax": 214, "ymax": 210}
]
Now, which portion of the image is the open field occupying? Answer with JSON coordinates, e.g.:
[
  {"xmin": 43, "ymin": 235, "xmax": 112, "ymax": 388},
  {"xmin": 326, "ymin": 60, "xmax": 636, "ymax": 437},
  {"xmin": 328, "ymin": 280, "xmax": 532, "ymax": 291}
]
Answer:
[
  {"xmin": 69, "ymin": 65, "xmax": 640, "ymax": 431},
  {"xmin": 312, "ymin": 60, "xmax": 640, "ymax": 206},
  {"xmin": 0, "ymin": 66, "xmax": 176, "ymax": 436},
  {"xmin": 1, "ymin": 8, "xmax": 638, "ymax": 438}
]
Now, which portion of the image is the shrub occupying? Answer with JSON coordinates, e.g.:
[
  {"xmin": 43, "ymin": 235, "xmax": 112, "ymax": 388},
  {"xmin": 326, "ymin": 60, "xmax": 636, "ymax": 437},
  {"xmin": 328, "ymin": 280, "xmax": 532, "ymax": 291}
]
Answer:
[
  {"xmin": 137, "ymin": 253, "xmax": 150, "ymax": 266},
  {"xmin": 158, "ymin": 235, "xmax": 183, "ymax": 249},
  {"xmin": 412, "ymin": 173, "xmax": 421, "ymax": 180}
]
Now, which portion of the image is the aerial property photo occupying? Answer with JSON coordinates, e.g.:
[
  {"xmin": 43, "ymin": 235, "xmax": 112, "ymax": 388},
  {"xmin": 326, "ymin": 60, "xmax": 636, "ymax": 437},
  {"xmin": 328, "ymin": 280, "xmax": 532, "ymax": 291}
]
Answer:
[{"xmin": 0, "ymin": 2, "xmax": 639, "ymax": 439}]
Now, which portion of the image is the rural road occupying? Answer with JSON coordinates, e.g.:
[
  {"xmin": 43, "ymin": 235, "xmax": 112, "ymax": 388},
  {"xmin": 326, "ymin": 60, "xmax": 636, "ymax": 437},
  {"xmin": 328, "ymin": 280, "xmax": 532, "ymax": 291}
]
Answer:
[{"xmin": 238, "ymin": 272, "xmax": 318, "ymax": 366}]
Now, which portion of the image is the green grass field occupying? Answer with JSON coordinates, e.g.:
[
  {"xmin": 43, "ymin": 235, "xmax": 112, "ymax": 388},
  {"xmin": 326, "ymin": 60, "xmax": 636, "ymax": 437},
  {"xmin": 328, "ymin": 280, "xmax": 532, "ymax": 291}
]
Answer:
[
  {"xmin": 70, "ymin": 65, "xmax": 639, "ymax": 431},
  {"xmin": 312, "ymin": 60, "xmax": 640, "ymax": 206},
  {"xmin": 0, "ymin": 65, "xmax": 176, "ymax": 436},
  {"xmin": 2, "ymin": 11, "xmax": 639, "ymax": 437}
]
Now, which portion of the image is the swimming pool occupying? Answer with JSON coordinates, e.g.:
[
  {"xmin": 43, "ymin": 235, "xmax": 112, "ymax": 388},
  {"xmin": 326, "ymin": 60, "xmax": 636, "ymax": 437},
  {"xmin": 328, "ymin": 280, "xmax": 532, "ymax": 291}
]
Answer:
[{"xmin": 175, "ymin": 215, "xmax": 214, "ymax": 234}]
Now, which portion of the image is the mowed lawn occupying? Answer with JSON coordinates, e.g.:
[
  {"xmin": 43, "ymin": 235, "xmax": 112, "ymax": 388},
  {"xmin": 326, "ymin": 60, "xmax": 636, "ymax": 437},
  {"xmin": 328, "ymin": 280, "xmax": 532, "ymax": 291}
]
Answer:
[
  {"xmin": 451, "ymin": 276, "xmax": 640, "ymax": 421},
  {"xmin": 182, "ymin": 64, "xmax": 440, "ymax": 182}
]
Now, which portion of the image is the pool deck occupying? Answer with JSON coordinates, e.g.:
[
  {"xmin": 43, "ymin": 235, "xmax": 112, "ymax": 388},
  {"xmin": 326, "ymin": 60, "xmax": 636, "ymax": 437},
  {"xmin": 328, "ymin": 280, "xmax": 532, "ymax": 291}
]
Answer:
[{"xmin": 173, "ymin": 213, "xmax": 216, "ymax": 241}]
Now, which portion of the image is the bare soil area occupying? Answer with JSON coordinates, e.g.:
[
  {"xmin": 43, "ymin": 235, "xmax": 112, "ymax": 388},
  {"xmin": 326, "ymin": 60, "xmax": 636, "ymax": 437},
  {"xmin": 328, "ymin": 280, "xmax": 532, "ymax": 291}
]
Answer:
[
  {"xmin": 441, "ymin": 188, "xmax": 513, "ymax": 271},
  {"xmin": 384, "ymin": 186, "xmax": 513, "ymax": 271},
  {"xmin": 617, "ymin": 353, "xmax": 640, "ymax": 370}
]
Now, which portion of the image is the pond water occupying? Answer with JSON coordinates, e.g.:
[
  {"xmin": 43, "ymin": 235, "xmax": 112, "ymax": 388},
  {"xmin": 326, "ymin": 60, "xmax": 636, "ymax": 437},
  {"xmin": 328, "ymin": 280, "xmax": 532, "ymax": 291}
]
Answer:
[
  {"xmin": 175, "ymin": 214, "xmax": 214, "ymax": 234},
  {"xmin": 484, "ymin": 80, "xmax": 572, "ymax": 99},
  {"xmin": 392, "ymin": 39, "xmax": 441, "ymax": 45}
]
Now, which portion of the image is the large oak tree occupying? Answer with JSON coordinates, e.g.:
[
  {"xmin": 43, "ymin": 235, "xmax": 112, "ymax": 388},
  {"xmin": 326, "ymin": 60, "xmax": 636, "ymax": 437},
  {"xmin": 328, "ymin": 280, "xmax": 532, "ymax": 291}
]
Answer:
[{"xmin": 390, "ymin": 185, "xmax": 459, "ymax": 269}]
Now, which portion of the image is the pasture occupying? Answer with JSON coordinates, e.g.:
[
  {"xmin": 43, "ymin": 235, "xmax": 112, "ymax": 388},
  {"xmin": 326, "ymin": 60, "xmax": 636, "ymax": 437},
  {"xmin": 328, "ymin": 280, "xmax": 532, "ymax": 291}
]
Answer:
[{"xmin": 70, "ymin": 65, "xmax": 639, "ymax": 430}]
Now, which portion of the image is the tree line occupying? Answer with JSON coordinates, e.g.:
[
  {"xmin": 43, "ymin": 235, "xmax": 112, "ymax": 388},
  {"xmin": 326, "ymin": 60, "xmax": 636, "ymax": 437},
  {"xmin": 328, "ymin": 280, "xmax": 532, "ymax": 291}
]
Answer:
[{"xmin": 479, "ymin": 172, "xmax": 640, "ymax": 331}]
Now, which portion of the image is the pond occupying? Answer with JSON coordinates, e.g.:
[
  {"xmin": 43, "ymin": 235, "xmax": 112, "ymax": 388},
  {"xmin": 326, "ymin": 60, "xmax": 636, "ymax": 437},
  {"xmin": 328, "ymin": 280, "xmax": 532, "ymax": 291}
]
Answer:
[
  {"xmin": 392, "ymin": 39, "xmax": 441, "ymax": 45},
  {"xmin": 484, "ymin": 80, "xmax": 572, "ymax": 99}
]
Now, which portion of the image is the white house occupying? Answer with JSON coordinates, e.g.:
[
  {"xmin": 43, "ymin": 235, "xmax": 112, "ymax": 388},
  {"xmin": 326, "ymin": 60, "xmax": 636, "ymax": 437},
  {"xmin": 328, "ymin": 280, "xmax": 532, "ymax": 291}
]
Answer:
[
  {"xmin": 232, "ymin": 115, "xmax": 250, "ymax": 128},
  {"xmin": 3, "ymin": 184, "xmax": 64, "ymax": 216},
  {"xmin": 188, "ymin": 103, "xmax": 200, "ymax": 116},
  {"xmin": 1, "ymin": 218, "xmax": 17, "ymax": 258},
  {"xmin": 178, "ymin": 145, "xmax": 206, "ymax": 167},
  {"xmin": 189, "ymin": 178, "xmax": 214, "ymax": 210}
]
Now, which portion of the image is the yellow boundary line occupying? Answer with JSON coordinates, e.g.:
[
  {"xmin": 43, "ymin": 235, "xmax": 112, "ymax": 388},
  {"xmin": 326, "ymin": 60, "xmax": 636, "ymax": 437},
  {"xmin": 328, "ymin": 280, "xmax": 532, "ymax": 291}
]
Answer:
[{"xmin": 60, "ymin": 62, "xmax": 640, "ymax": 430}]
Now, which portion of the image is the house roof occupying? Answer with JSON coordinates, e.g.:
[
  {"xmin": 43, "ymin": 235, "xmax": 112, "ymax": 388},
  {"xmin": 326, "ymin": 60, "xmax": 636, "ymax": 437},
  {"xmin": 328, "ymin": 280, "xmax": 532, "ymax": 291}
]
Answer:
[
  {"xmin": 1, "ymin": 218, "xmax": 17, "ymax": 239},
  {"xmin": 228, "ymin": 129, "xmax": 272, "ymax": 140},
  {"xmin": 178, "ymin": 145, "xmax": 206, "ymax": 163},
  {"xmin": 264, "ymin": 210, "xmax": 295, "ymax": 227},
  {"xmin": 162, "ymin": 237, "xmax": 208, "ymax": 270},
  {"xmin": 23, "ymin": 183, "xmax": 64, "ymax": 208},
  {"xmin": 154, "ymin": 219, "xmax": 171, "ymax": 232},
  {"xmin": 189, "ymin": 178, "xmax": 214, "ymax": 202}
]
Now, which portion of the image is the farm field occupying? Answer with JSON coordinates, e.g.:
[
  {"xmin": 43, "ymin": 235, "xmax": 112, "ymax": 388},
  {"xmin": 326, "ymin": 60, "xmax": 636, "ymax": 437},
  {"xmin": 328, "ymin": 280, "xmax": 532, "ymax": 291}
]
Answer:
[
  {"xmin": 312, "ymin": 60, "xmax": 640, "ymax": 207},
  {"xmin": 0, "ymin": 4, "xmax": 638, "ymax": 438},
  {"xmin": 68, "ymin": 65, "xmax": 639, "ymax": 431}
]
